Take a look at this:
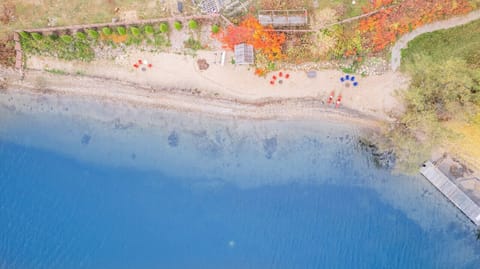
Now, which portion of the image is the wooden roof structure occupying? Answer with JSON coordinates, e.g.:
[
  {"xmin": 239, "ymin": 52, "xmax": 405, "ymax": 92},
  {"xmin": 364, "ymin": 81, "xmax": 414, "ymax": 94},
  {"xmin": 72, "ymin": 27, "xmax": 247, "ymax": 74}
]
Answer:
[
  {"xmin": 234, "ymin": 43, "xmax": 254, "ymax": 65},
  {"xmin": 258, "ymin": 9, "xmax": 308, "ymax": 27}
]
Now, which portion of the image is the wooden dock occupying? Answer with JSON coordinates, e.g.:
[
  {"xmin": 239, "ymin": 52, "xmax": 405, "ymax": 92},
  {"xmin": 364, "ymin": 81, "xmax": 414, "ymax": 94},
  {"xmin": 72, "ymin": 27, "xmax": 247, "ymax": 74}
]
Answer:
[{"xmin": 421, "ymin": 161, "xmax": 480, "ymax": 226}]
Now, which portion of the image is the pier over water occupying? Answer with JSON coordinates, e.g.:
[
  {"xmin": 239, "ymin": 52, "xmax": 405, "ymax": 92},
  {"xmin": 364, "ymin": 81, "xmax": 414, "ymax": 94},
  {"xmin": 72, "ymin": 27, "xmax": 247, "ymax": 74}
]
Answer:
[{"xmin": 421, "ymin": 161, "xmax": 480, "ymax": 226}]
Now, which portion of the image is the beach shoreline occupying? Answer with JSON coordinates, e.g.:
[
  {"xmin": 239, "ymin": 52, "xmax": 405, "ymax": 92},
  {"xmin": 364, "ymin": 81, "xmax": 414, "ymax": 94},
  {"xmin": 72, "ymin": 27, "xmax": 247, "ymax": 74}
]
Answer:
[{"xmin": 2, "ymin": 68, "xmax": 388, "ymax": 130}]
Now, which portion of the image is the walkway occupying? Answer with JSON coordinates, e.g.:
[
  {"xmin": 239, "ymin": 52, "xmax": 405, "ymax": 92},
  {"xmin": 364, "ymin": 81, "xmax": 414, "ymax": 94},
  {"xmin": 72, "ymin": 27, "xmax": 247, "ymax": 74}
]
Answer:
[
  {"xmin": 391, "ymin": 9, "xmax": 480, "ymax": 71},
  {"xmin": 421, "ymin": 161, "xmax": 480, "ymax": 226}
]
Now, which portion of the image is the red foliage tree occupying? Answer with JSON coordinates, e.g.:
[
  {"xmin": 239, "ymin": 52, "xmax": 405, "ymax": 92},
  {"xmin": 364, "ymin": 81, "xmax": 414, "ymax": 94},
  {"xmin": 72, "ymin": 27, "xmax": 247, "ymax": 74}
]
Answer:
[
  {"xmin": 216, "ymin": 16, "xmax": 286, "ymax": 61},
  {"xmin": 359, "ymin": 0, "xmax": 472, "ymax": 52}
]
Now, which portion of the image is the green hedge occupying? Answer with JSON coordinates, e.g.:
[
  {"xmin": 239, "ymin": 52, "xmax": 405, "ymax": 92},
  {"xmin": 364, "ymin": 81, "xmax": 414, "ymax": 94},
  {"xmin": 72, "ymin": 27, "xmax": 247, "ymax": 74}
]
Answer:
[
  {"xmin": 130, "ymin": 26, "xmax": 141, "ymax": 36},
  {"xmin": 87, "ymin": 29, "xmax": 99, "ymax": 39},
  {"xmin": 211, "ymin": 24, "xmax": 220, "ymax": 34},
  {"xmin": 60, "ymin": 35, "xmax": 73, "ymax": 43},
  {"xmin": 102, "ymin": 27, "xmax": 112, "ymax": 35},
  {"xmin": 117, "ymin": 26, "xmax": 126, "ymax": 35},
  {"xmin": 31, "ymin": 32, "xmax": 43, "ymax": 41},
  {"xmin": 159, "ymin": 23, "xmax": 169, "ymax": 33},
  {"xmin": 144, "ymin": 25, "xmax": 154, "ymax": 35},
  {"xmin": 76, "ymin": 32, "xmax": 86, "ymax": 40},
  {"xmin": 188, "ymin": 20, "xmax": 198, "ymax": 30},
  {"xmin": 174, "ymin": 21, "xmax": 182, "ymax": 31}
]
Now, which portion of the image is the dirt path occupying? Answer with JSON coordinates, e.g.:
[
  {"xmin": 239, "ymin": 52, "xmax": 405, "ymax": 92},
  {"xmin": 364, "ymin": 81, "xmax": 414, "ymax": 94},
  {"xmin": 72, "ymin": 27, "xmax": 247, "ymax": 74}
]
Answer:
[{"xmin": 391, "ymin": 9, "xmax": 480, "ymax": 71}]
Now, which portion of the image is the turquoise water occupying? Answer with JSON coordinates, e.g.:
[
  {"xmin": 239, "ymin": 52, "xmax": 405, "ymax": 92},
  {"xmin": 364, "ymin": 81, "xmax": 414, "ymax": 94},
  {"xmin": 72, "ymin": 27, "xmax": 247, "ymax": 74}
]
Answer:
[{"xmin": 0, "ymin": 94, "xmax": 479, "ymax": 268}]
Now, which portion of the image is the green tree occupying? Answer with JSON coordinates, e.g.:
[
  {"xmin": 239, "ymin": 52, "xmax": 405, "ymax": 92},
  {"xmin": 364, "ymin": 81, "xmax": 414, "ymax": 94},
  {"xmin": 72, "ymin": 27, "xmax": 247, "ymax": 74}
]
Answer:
[
  {"xmin": 19, "ymin": 31, "xmax": 30, "ymax": 39},
  {"xmin": 117, "ymin": 26, "xmax": 126, "ymax": 35},
  {"xmin": 211, "ymin": 24, "xmax": 220, "ymax": 34},
  {"xmin": 188, "ymin": 20, "xmax": 198, "ymax": 30},
  {"xmin": 76, "ymin": 32, "xmax": 86, "ymax": 39},
  {"xmin": 102, "ymin": 27, "xmax": 112, "ymax": 35},
  {"xmin": 404, "ymin": 55, "xmax": 480, "ymax": 121},
  {"xmin": 174, "ymin": 21, "xmax": 182, "ymax": 31},
  {"xmin": 31, "ymin": 32, "xmax": 43, "ymax": 41},
  {"xmin": 144, "ymin": 25, "xmax": 154, "ymax": 35},
  {"xmin": 159, "ymin": 23, "xmax": 169, "ymax": 33},
  {"xmin": 60, "ymin": 35, "xmax": 73, "ymax": 43},
  {"xmin": 87, "ymin": 29, "xmax": 99, "ymax": 39},
  {"xmin": 130, "ymin": 26, "xmax": 141, "ymax": 36}
]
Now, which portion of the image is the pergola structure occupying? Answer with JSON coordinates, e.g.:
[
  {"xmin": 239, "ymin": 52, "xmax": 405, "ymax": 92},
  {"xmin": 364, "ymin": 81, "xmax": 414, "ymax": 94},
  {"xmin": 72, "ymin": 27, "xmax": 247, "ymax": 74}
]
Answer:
[
  {"xmin": 258, "ymin": 9, "xmax": 308, "ymax": 27},
  {"xmin": 234, "ymin": 43, "xmax": 254, "ymax": 65}
]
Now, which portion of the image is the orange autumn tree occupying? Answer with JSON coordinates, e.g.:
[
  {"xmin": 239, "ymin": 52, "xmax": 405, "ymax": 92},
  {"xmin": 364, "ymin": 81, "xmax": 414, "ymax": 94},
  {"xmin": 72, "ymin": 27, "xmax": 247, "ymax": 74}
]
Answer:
[
  {"xmin": 217, "ymin": 16, "xmax": 286, "ymax": 61},
  {"xmin": 359, "ymin": 0, "xmax": 472, "ymax": 52}
]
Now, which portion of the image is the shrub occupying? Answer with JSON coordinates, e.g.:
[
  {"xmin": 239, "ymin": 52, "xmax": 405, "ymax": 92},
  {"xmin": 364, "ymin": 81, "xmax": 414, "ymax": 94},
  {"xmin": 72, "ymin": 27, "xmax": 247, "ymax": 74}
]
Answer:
[
  {"xmin": 117, "ymin": 26, "xmax": 126, "ymax": 35},
  {"xmin": 130, "ymin": 26, "xmax": 141, "ymax": 36},
  {"xmin": 159, "ymin": 23, "xmax": 169, "ymax": 33},
  {"xmin": 87, "ymin": 29, "xmax": 99, "ymax": 39},
  {"xmin": 174, "ymin": 21, "xmax": 182, "ymax": 31},
  {"xmin": 60, "ymin": 35, "xmax": 73, "ymax": 43},
  {"xmin": 188, "ymin": 20, "xmax": 198, "ymax": 30},
  {"xmin": 31, "ymin": 32, "xmax": 43, "ymax": 41},
  {"xmin": 144, "ymin": 25, "xmax": 154, "ymax": 35},
  {"xmin": 19, "ymin": 31, "xmax": 30, "ymax": 39},
  {"xmin": 211, "ymin": 24, "xmax": 220, "ymax": 34},
  {"xmin": 102, "ymin": 27, "xmax": 112, "ymax": 35},
  {"xmin": 184, "ymin": 37, "xmax": 202, "ymax": 50},
  {"xmin": 76, "ymin": 32, "xmax": 86, "ymax": 39},
  {"xmin": 49, "ymin": 34, "xmax": 59, "ymax": 40}
]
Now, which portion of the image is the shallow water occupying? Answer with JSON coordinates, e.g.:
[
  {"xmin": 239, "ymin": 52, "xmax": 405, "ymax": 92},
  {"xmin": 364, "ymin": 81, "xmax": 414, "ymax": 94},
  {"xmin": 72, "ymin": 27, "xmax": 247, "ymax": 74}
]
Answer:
[{"xmin": 0, "ymin": 93, "xmax": 479, "ymax": 268}]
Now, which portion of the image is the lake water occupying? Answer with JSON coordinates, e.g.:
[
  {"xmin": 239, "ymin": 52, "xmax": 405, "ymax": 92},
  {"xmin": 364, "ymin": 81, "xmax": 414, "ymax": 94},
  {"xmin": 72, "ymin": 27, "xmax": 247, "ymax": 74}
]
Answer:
[{"xmin": 0, "ymin": 93, "xmax": 479, "ymax": 268}]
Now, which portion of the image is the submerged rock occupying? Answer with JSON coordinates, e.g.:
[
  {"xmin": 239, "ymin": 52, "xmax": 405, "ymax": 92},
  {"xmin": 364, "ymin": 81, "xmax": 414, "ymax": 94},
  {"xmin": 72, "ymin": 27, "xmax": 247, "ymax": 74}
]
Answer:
[
  {"xmin": 81, "ymin": 134, "xmax": 91, "ymax": 145},
  {"xmin": 359, "ymin": 138, "xmax": 396, "ymax": 170},
  {"xmin": 263, "ymin": 137, "xmax": 278, "ymax": 159},
  {"xmin": 168, "ymin": 131, "xmax": 179, "ymax": 147}
]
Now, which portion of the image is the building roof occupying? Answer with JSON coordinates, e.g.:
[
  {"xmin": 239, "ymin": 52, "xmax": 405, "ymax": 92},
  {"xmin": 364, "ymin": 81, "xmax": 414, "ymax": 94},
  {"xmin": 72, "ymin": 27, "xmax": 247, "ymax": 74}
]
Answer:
[
  {"xmin": 195, "ymin": 0, "xmax": 220, "ymax": 13},
  {"xmin": 234, "ymin": 43, "xmax": 254, "ymax": 65},
  {"xmin": 258, "ymin": 10, "xmax": 308, "ymax": 27}
]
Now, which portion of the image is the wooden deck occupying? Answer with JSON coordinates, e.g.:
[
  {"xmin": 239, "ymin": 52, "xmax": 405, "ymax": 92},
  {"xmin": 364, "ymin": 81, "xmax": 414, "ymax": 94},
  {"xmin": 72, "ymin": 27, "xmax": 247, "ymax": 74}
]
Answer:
[{"xmin": 421, "ymin": 161, "xmax": 480, "ymax": 226}]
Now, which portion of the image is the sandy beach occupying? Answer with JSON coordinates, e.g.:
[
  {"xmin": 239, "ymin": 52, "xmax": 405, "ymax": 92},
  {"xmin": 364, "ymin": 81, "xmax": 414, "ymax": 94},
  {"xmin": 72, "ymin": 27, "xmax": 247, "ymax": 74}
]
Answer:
[{"xmin": 1, "ymin": 49, "xmax": 409, "ymax": 129}]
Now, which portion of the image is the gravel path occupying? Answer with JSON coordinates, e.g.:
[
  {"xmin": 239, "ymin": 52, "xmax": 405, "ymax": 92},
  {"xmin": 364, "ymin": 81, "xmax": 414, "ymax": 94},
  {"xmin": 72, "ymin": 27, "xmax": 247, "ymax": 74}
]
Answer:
[{"xmin": 390, "ymin": 9, "xmax": 480, "ymax": 71}]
